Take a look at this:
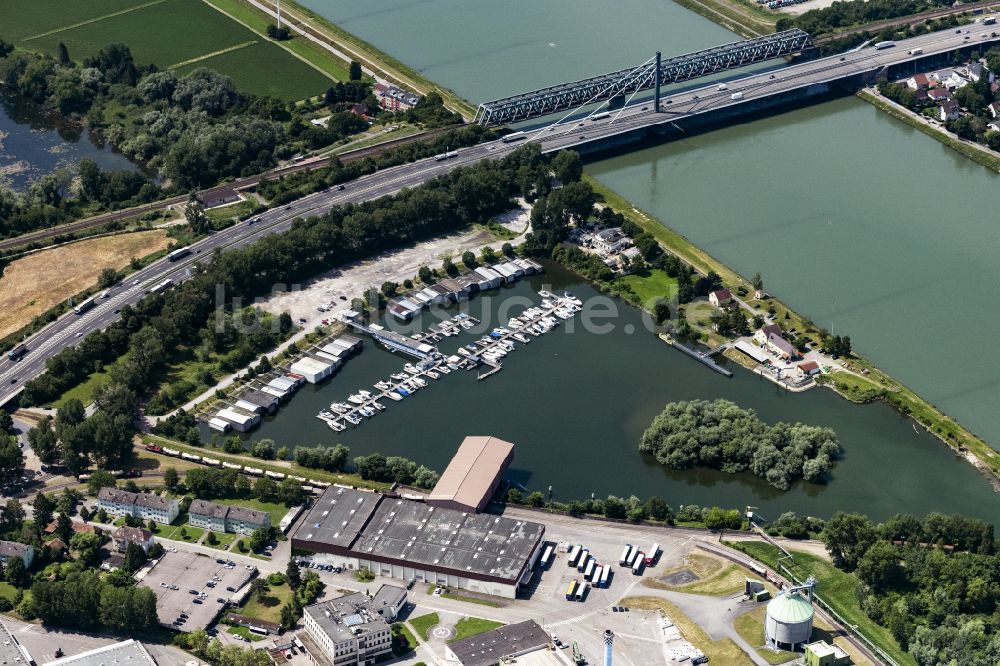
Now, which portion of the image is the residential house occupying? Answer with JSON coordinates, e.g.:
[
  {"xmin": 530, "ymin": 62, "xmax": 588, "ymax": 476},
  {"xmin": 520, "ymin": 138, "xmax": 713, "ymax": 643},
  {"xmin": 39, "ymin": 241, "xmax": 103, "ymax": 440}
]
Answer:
[
  {"xmin": 752, "ymin": 323, "xmax": 783, "ymax": 346},
  {"xmin": 188, "ymin": 500, "xmax": 270, "ymax": 535},
  {"xmin": 906, "ymin": 73, "xmax": 930, "ymax": 90},
  {"xmin": 926, "ymin": 87, "xmax": 952, "ymax": 102},
  {"xmin": 939, "ymin": 100, "xmax": 961, "ymax": 121},
  {"xmin": 112, "ymin": 526, "xmax": 155, "ymax": 554},
  {"xmin": 188, "ymin": 499, "xmax": 228, "ymax": 533},
  {"xmin": 373, "ymin": 83, "xmax": 421, "ymax": 111},
  {"xmin": 97, "ymin": 488, "xmax": 179, "ymax": 525},
  {"xmin": 0, "ymin": 541, "xmax": 33, "ymax": 568},
  {"xmin": 708, "ymin": 288, "xmax": 733, "ymax": 308},
  {"xmin": 964, "ymin": 62, "xmax": 985, "ymax": 82},
  {"xmin": 765, "ymin": 332, "xmax": 796, "ymax": 360},
  {"xmin": 989, "ymin": 101, "xmax": 1000, "ymax": 119},
  {"xmin": 592, "ymin": 227, "xmax": 631, "ymax": 254}
]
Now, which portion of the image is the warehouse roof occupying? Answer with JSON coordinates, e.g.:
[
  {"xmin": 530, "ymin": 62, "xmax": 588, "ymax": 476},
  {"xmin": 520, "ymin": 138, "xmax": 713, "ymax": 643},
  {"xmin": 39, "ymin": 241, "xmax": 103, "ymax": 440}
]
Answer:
[
  {"xmin": 427, "ymin": 436, "xmax": 514, "ymax": 510},
  {"xmin": 294, "ymin": 487, "xmax": 544, "ymax": 584},
  {"xmin": 296, "ymin": 487, "xmax": 383, "ymax": 548},
  {"xmin": 44, "ymin": 639, "xmax": 157, "ymax": 666},
  {"xmin": 448, "ymin": 620, "xmax": 549, "ymax": 666}
]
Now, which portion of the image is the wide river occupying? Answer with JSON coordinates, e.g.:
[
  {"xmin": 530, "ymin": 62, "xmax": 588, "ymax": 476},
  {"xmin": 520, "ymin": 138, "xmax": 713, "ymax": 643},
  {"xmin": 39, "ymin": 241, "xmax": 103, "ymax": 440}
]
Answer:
[{"xmin": 284, "ymin": 0, "xmax": 1000, "ymax": 518}]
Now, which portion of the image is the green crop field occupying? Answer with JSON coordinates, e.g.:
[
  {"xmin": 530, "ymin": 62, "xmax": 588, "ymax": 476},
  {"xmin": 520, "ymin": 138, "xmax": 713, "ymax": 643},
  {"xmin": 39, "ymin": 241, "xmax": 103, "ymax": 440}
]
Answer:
[
  {"xmin": 2, "ymin": 0, "xmax": 150, "ymax": 43},
  {"xmin": 175, "ymin": 40, "xmax": 331, "ymax": 101},
  {"xmin": 10, "ymin": 0, "xmax": 333, "ymax": 100}
]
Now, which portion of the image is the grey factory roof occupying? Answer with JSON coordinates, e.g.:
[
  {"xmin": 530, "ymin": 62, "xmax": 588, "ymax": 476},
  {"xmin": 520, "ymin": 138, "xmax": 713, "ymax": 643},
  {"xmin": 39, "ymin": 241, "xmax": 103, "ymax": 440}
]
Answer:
[
  {"xmin": 98, "ymin": 487, "xmax": 136, "ymax": 504},
  {"xmin": 227, "ymin": 505, "xmax": 269, "ymax": 525},
  {"xmin": 295, "ymin": 487, "xmax": 383, "ymax": 548},
  {"xmin": 427, "ymin": 435, "xmax": 513, "ymax": 510},
  {"xmin": 0, "ymin": 540, "xmax": 30, "ymax": 559},
  {"xmin": 44, "ymin": 639, "xmax": 157, "ymax": 666},
  {"xmin": 448, "ymin": 620, "xmax": 550, "ymax": 666},
  {"xmin": 363, "ymin": 495, "xmax": 542, "ymax": 582},
  {"xmin": 294, "ymin": 487, "xmax": 544, "ymax": 583},
  {"xmin": 189, "ymin": 499, "xmax": 229, "ymax": 519},
  {"xmin": 0, "ymin": 620, "xmax": 28, "ymax": 665},
  {"xmin": 304, "ymin": 591, "xmax": 390, "ymax": 643},
  {"xmin": 134, "ymin": 493, "xmax": 177, "ymax": 511},
  {"xmin": 371, "ymin": 584, "xmax": 407, "ymax": 613}
]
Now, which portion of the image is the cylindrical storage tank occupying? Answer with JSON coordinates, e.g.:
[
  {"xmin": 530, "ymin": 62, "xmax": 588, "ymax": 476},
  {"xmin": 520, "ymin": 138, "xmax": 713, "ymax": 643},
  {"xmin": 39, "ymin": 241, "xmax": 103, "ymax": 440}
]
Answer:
[{"xmin": 764, "ymin": 591, "xmax": 814, "ymax": 647}]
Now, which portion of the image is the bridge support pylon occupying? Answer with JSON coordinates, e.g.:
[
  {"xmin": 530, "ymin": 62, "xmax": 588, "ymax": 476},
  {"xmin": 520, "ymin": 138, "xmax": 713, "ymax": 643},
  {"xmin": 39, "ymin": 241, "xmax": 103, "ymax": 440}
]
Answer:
[{"xmin": 654, "ymin": 51, "xmax": 661, "ymax": 111}]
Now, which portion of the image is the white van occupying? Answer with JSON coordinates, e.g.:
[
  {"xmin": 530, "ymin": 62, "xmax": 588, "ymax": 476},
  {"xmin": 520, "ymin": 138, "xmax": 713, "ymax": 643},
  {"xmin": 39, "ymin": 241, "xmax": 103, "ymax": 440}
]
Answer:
[{"xmin": 731, "ymin": 92, "xmax": 744, "ymax": 100}]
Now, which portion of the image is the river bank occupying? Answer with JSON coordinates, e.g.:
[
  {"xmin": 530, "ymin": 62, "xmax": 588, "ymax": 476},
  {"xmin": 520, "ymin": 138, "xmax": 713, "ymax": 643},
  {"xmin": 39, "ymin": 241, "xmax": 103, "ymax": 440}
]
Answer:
[
  {"xmin": 584, "ymin": 175, "xmax": 1000, "ymax": 490},
  {"xmin": 857, "ymin": 87, "xmax": 1000, "ymax": 173}
]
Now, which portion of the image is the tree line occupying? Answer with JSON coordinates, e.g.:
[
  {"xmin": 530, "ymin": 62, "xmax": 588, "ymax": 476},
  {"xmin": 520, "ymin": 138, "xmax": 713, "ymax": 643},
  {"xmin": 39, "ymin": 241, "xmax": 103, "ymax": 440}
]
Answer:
[
  {"xmin": 27, "ymin": 143, "xmax": 551, "ymax": 442},
  {"xmin": 639, "ymin": 398, "xmax": 841, "ymax": 490},
  {"xmin": 776, "ymin": 0, "xmax": 953, "ymax": 37},
  {"xmin": 821, "ymin": 511, "xmax": 999, "ymax": 664},
  {"xmin": 0, "ymin": 38, "xmax": 375, "ymax": 237}
]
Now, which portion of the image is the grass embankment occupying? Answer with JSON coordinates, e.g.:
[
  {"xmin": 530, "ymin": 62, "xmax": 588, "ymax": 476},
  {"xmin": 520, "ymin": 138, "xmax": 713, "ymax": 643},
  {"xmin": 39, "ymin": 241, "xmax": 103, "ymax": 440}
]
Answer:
[
  {"xmin": 138, "ymin": 434, "xmax": 390, "ymax": 491},
  {"xmin": 201, "ymin": 0, "xmax": 350, "ymax": 82},
  {"xmin": 449, "ymin": 617, "xmax": 504, "ymax": 643},
  {"xmin": 625, "ymin": 596, "xmax": 755, "ymax": 665},
  {"xmin": 0, "ymin": 230, "xmax": 170, "ymax": 341},
  {"xmin": 729, "ymin": 542, "xmax": 915, "ymax": 666},
  {"xmin": 671, "ymin": 0, "xmax": 777, "ymax": 37},
  {"xmin": 589, "ymin": 173, "xmax": 1000, "ymax": 485},
  {"xmin": 256, "ymin": 0, "xmax": 477, "ymax": 119},
  {"xmin": 733, "ymin": 607, "xmax": 799, "ymax": 665},
  {"xmin": 655, "ymin": 552, "xmax": 749, "ymax": 596},
  {"xmin": 858, "ymin": 89, "xmax": 1000, "ymax": 174},
  {"xmin": 409, "ymin": 613, "xmax": 440, "ymax": 641}
]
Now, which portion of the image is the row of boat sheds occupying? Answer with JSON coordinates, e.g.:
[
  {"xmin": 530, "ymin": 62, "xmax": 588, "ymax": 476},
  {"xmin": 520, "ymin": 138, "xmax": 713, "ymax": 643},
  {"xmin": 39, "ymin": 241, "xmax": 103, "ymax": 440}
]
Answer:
[
  {"xmin": 206, "ymin": 333, "xmax": 363, "ymax": 433},
  {"xmin": 388, "ymin": 258, "xmax": 544, "ymax": 322}
]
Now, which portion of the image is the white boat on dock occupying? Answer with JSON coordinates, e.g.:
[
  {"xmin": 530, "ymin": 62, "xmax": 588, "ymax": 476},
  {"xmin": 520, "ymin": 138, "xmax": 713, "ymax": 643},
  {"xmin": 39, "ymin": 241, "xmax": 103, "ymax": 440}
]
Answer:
[
  {"xmin": 328, "ymin": 420, "xmax": 346, "ymax": 432},
  {"xmin": 391, "ymin": 372, "xmax": 407, "ymax": 381},
  {"xmin": 372, "ymin": 401, "xmax": 386, "ymax": 411},
  {"xmin": 360, "ymin": 406, "xmax": 376, "ymax": 418},
  {"xmin": 347, "ymin": 394, "xmax": 365, "ymax": 405},
  {"xmin": 385, "ymin": 391, "xmax": 402, "ymax": 401},
  {"xmin": 404, "ymin": 363, "xmax": 420, "ymax": 375},
  {"xmin": 331, "ymin": 402, "xmax": 352, "ymax": 413},
  {"xmin": 344, "ymin": 412, "xmax": 362, "ymax": 425},
  {"xmin": 374, "ymin": 380, "xmax": 392, "ymax": 391},
  {"xmin": 411, "ymin": 376, "xmax": 428, "ymax": 388},
  {"xmin": 437, "ymin": 365, "xmax": 451, "ymax": 374},
  {"xmin": 425, "ymin": 370, "xmax": 440, "ymax": 380},
  {"xmin": 513, "ymin": 332, "xmax": 531, "ymax": 343}
]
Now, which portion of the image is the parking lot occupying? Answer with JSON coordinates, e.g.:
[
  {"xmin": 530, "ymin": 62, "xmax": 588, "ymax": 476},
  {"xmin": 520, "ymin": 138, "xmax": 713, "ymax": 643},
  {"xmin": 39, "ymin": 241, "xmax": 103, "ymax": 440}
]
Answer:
[{"xmin": 137, "ymin": 551, "xmax": 256, "ymax": 630}]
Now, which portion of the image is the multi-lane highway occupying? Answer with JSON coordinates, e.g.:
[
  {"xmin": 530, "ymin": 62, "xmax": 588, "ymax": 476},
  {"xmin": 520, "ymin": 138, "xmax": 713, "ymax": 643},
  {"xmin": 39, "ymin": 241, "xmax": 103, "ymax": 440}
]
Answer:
[{"xmin": 0, "ymin": 26, "xmax": 991, "ymax": 407}]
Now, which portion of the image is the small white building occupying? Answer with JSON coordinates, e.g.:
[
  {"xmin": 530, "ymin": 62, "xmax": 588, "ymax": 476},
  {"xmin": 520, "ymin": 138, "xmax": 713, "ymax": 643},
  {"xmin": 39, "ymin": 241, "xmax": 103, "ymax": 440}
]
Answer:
[
  {"xmin": 289, "ymin": 357, "xmax": 334, "ymax": 384},
  {"xmin": 473, "ymin": 266, "xmax": 502, "ymax": 289},
  {"xmin": 216, "ymin": 407, "xmax": 261, "ymax": 432},
  {"xmin": 112, "ymin": 526, "xmax": 155, "ymax": 554}
]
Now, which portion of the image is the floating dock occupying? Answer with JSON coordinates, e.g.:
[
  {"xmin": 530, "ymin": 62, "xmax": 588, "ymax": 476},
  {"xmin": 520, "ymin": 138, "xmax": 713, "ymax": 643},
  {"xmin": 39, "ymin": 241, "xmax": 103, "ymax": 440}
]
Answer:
[
  {"xmin": 316, "ymin": 292, "xmax": 583, "ymax": 430},
  {"xmin": 662, "ymin": 336, "xmax": 733, "ymax": 377}
]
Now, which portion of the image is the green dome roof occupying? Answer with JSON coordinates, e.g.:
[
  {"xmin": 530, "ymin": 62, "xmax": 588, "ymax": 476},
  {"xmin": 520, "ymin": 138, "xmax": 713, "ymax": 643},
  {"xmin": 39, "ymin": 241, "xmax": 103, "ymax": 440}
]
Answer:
[{"xmin": 767, "ymin": 591, "xmax": 814, "ymax": 624}]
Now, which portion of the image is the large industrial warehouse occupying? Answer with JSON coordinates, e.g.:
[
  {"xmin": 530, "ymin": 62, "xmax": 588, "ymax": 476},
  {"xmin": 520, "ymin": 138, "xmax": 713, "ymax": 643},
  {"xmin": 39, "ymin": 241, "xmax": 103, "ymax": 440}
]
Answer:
[{"xmin": 292, "ymin": 486, "xmax": 545, "ymax": 599}]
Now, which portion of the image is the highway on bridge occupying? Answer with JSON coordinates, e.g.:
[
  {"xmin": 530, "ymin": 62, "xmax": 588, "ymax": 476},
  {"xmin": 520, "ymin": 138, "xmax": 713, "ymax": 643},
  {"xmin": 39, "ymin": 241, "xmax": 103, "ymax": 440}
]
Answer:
[{"xmin": 0, "ymin": 26, "xmax": 992, "ymax": 406}]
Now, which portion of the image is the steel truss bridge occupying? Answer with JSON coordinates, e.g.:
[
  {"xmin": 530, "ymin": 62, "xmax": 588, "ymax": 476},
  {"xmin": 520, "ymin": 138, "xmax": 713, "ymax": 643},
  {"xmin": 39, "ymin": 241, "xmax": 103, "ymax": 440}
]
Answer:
[{"xmin": 473, "ymin": 29, "xmax": 814, "ymax": 125}]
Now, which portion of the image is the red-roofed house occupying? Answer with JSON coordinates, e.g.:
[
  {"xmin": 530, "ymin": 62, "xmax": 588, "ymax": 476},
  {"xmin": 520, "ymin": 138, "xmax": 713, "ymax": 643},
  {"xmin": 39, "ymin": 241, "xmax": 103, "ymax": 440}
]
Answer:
[
  {"xmin": 709, "ymin": 288, "xmax": 733, "ymax": 308},
  {"xmin": 927, "ymin": 87, "xmax": 951, "ymax": 102},
  {"xmin": 797, "ymin": 361, "xmax": 821, "ymax": 377},
  {"xmin": 906, "ymin": 73, "xmax": 930, "ymax": 90}
]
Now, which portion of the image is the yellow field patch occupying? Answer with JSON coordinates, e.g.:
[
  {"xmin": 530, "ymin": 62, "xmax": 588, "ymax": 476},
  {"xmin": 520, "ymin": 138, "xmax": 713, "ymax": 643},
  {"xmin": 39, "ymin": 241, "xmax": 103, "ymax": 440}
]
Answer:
[{"xmin": 0, "ymin": 230, "xmax": 170, "ymax": 339}]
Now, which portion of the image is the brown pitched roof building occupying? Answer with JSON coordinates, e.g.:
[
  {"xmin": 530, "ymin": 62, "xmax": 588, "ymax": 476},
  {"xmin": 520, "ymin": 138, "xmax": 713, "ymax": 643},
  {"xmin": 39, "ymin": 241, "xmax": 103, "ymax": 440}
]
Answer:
[{"xmin": 427, "ymin": 436, "xmax": 514, "ymax": 513}]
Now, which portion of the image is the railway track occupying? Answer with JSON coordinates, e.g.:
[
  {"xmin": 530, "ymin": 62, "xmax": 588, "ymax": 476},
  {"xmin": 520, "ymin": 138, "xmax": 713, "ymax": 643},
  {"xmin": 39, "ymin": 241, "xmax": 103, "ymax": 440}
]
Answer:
[{"xmin": 0, "ymin": 124, "xmax": 460, "ymax": 253}]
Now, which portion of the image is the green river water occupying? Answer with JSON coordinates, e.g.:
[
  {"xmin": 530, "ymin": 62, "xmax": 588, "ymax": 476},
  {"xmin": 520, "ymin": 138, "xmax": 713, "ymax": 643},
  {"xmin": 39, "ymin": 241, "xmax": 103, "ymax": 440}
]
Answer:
[{"xmin": 274, "ymin": 0, "xmax": 1000, "ymax": 520}]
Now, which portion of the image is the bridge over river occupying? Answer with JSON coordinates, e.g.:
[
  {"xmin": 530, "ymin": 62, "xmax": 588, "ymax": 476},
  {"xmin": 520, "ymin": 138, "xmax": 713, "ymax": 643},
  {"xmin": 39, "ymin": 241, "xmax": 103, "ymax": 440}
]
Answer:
[{"xmin": 0, "ymin": 26, "xmax": 992, "ymax": 408}]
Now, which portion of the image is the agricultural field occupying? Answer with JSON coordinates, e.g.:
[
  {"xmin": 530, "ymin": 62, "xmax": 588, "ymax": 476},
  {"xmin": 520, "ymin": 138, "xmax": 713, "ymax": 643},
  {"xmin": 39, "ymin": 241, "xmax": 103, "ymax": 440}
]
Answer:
[
  {"xmin": 0, "ymin": 229, "xmax": 171, "ymax": 340},
  {"xmin": 10, "ymin": 0, "xmax": 333, "ymax": 101}
]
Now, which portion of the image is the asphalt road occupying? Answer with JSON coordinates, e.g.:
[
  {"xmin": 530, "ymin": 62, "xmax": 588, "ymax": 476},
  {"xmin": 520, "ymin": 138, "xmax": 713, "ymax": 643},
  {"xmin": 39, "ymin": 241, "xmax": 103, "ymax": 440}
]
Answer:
[{"xmin": 0, "ymin": 27, "xmax": 989, "ymax": 407}]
